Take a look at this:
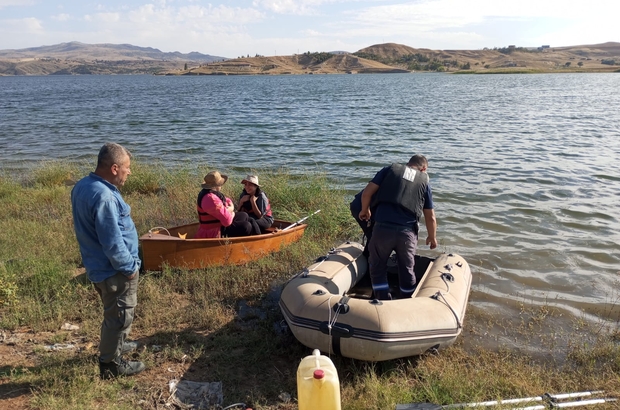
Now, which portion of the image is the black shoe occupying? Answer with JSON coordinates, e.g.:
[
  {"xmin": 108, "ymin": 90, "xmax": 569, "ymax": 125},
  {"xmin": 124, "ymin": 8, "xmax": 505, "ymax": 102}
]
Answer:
[
  {"xmin": 100, "ymin": 357, "xmax": 145, "ymax": 379},
  {"xmin": 121, "ymin": 341, "xmax": 139, "ymax": 355},
  {"xmin": 373, "ymin": 290, "xmax": 392, "ymax": 301}
]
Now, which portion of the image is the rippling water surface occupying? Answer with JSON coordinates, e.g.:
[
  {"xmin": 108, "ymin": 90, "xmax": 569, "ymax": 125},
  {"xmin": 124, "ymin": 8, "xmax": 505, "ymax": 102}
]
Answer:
[{"xmin": 2, "ymin": 73, "xmax": 620, "ymax": 327}]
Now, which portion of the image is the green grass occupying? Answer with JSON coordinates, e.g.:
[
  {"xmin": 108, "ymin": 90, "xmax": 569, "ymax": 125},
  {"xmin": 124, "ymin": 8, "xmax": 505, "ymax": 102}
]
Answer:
[{"xmin": 1, "ymin": 162, "xmax": 619, "ymax": 409}]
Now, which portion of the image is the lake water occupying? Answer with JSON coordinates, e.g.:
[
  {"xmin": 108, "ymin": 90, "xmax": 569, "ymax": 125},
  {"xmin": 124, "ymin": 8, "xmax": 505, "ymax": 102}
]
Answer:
[{"xmin": 2, "ymin": 73, "xmax": 620, "ymax": 337}]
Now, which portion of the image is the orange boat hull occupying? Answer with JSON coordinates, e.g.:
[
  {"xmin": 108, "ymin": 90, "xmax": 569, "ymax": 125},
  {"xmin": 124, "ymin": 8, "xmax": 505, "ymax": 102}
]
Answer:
[{"xmin": 140, "ymin": 220, "xmax": 307, "ymax": 270}]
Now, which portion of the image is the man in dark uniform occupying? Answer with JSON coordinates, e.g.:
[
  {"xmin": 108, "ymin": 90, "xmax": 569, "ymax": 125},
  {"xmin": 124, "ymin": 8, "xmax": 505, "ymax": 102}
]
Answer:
[
  {"xmin": 358, "ymin": 154, "xmax": 437, "ymax": 300},
  {"xmin": 349, "ymin": 189, "xmax": 374, "ymax": 256}
]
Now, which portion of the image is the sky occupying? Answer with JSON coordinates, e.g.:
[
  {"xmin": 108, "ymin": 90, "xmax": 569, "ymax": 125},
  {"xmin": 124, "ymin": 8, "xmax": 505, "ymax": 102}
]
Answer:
[{"xmin": 0, "ymin": 0, "xmax": 617, "ymax": 58}]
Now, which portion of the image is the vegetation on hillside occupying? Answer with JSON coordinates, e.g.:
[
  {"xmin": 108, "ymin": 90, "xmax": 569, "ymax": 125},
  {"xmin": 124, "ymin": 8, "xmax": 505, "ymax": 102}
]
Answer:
[
  {"xmin": 493, "ymin": 46, "xmax": 535, "ymax": 54},
  {"xmin": 353, "ymin": 51, "xmax": 460, "ymax": 71},
  {"xmin": 302, "ymin": 51, "xmax": 334, "ymax": 64}
]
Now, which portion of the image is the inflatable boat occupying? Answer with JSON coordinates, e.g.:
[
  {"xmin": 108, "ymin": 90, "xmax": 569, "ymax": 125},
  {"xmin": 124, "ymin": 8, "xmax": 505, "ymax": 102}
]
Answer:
[{"xmin": 279, "ymin": 242, "xmax": 472, "ymax": 361}]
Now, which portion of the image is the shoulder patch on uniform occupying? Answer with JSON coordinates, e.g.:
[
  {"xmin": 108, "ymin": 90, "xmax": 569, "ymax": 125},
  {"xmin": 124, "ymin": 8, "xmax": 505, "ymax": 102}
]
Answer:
[{"xmin": 403, "ymin": 167, "xmax": 417, "ymax": 182}]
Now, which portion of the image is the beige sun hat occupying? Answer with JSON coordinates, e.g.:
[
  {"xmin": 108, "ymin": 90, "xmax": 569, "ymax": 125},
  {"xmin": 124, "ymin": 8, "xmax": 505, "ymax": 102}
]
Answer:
[
  {"xmin": 201, "ymin": 171, "xmax": 228, "ymax": 189},
  {"xmin": 241, "ymin": 174, "xmax": 260, "ymax": 187}
]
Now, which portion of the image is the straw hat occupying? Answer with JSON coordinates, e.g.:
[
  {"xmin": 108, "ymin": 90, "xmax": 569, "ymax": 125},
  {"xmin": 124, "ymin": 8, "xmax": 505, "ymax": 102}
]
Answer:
[
  {"xmin": 241, "ymin": 174, "xmax": 260, "ymax": 187},
  {"xmin": 201, "ymin": 171, "xmax": 228, "ymax": 189}
]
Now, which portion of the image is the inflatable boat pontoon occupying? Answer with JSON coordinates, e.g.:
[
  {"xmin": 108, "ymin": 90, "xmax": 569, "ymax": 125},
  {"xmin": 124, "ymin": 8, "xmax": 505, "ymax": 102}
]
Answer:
[{"xmin": 279, "ymin": 242, "xmax": 472, "ymax": 361}]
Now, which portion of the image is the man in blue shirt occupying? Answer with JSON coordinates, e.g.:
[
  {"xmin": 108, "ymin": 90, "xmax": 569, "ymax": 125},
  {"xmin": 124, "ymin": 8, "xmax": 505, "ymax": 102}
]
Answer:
[
  {"xmin": 358, "ymin": 154, "xmax": 437, "ymax": 300},
  {"xmin": 71, "ymin": 142, "xmax": 145, "ymax": 379}
]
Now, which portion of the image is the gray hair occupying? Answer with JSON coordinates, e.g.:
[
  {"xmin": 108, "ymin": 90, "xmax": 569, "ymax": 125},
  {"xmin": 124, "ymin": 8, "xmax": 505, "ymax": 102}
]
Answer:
[{"xmin": 97, "ymin": 143, "xmax": 131, "ymax": 169}]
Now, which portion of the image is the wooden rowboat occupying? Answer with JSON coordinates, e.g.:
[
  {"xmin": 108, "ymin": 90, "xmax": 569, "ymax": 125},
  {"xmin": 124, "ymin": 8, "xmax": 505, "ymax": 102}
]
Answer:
[{"xmin": 140, "ymin": 219, "xmax": 307, "ymax": 270}]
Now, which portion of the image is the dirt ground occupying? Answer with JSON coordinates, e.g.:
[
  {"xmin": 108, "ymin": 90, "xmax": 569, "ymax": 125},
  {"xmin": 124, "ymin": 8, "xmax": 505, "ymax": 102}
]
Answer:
[
  {"xmin": 0, "ymin": 327, "xmax": 192, "ymax": 409},
  {"xmin": 0, "ymin": 340, "xmax": 33, "ymax": 409},
  {"xmin": 0, "ymin": 322, "xmax": 297, "ymax": 409}
]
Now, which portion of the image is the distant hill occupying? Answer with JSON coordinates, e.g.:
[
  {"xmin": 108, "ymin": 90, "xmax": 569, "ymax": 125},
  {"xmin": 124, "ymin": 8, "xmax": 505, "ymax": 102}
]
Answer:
[
  {"xmin": 555, "ymin": 41, "xmax": 620, "ymax": 54},
  {"xmin": 175, "ymin": 52, "xmax": 409, "ymax": 76},
  {"xmin": 0, "ymin": 42, "xmax": 226, "ymax": 75},
  {"xmin": 0, "ymin": 41, "xmax": 225, "ymax": 62},
  {"xmin": 1, "ymin": 41, "xmax": 619, "ymax": 76},
  {"xmin": 353, "ymin": 42, "xmax": 620, "ymax": 73}
]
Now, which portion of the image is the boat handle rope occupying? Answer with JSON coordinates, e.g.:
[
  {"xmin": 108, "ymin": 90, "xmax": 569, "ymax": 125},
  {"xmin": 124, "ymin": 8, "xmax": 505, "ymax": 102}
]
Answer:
[
  {"xmin": 430, "ymin": 259, "xmax": 462, "ymax": 328},
  {"xmin": 299, "ymin": 247, "xmax": 343, "ymax": 278},
  {"xmin": 431, "ymin": 291, "xmax": 462, "ymax": 329},
  {"xmin": 439, "ymin": 271, "xmax": 455, "ymax": 292},
  {"xmin": 147, "ymin": 227, "xmax": 171, "ymax": 237},
  {"xmin": 285, "ymin": 251, "xmax": 332, "ymax": 285},
  {"xmin": 327, "ymin": 294, "xmax": 345, "ymax": 356}
]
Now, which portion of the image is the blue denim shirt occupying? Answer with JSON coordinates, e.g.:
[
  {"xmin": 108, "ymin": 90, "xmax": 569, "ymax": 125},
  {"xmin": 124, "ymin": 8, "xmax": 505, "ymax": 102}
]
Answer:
[{"xmin": 71, "ymin": 173, "xmax": 141, "ymax": 283}]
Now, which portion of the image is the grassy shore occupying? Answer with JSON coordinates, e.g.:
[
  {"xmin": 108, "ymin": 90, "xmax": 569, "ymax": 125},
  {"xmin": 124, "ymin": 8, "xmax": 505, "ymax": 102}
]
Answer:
[{"xmin": 1, "ymin": 161, "xmax": 619, "ymax": 410}]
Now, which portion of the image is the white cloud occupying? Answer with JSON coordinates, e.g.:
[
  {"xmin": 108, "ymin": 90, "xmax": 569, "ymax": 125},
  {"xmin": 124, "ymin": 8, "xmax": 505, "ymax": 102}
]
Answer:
[
  {"xmin": 1, "ymin": 0, "xmax": 616, "ymax": 57},
  {"xmin": 51, "ymin": 13, "xmax": 71, "ymax": 22},
  {"xmin": 331, "ymin": 0, "xmax": 618, "ymax": 49},
  {"xmin": 22, "ymin": 17, "xmax": 43, "ymax": 31},
  {"xmin": 125, "ymin": 3, "xmax": 263, "ymax": 26},
  {"xmin": 61, "ymin": 3, "xmax": 267, "ymax": 55},
  {"xmin": 177, "ymin": 4, "xmax": 264, "ymax": 25},
  {"xmin": 94, "ymin": 12, "xmax": 120, "ymax": 23},
  {"xmin": 252, "ymin": 0, "xmax": 345, "ymax": 15},
  {"xmin": 300, "ymin": 29, "xmax": 322, "ymax": 37},
  {"xmin": 350, "ymin": 0, "xmax": 615, "ymax": 31},
  {"xmin": 0, "ymin": 17, "xmax": 44, "ymax": 47},
  {"xmin": 0, "ymin": 0, "xmax": 34, "ymax": 8}
]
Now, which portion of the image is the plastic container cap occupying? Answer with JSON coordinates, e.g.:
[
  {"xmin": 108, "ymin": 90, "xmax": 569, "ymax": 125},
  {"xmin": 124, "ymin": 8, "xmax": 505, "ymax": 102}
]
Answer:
[{"xmin": 313, "ymin": 369, "xmax": 325, "ymax": 379}]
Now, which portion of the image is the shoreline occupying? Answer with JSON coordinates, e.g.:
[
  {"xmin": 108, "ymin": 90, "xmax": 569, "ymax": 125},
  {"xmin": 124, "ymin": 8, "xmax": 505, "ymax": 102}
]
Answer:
[{"xmin": 1, "ymin": 66, "xmax": 619, "ymax": 76}]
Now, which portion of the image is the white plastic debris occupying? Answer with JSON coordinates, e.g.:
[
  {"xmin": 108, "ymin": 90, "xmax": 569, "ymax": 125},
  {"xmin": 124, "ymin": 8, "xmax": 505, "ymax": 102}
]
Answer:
[
  {"xmin": 44, "ymin": 343, "xmax": 76, "ymax": 351},
  {"xmin": 61, "ymin": 322, "xmax": 80, "ymax": 331},
  {"xmin": 167, "ymin": 379, "xmax": 223, "ymax": 409}
]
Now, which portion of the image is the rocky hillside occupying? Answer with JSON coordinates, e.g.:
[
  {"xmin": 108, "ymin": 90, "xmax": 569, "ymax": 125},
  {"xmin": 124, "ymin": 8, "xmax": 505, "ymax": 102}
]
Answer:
[
  {"xmin": 174, "ymin": 52, "xmax": 408, "ymax": 75},
  {"xmin": 354, "ymin": 42, "xmax": 620, "ymax": 72},
  {"xmin": 1, "ymin": 41, "xmax": 619, "ymax": 76}
]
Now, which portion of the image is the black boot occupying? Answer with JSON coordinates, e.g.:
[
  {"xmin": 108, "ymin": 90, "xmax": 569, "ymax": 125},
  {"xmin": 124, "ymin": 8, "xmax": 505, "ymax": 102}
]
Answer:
[
  {"xmin": 373, "ymin": 290, "xmax": 392, "ymax": 301},
  {"xmin": 100, "ymin": 357, "xmax": 145, "ymax": 379}
]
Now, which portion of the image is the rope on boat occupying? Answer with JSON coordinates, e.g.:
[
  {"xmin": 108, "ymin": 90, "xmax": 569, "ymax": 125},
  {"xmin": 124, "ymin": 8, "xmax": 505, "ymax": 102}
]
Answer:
[
  {"xmin": 297, "ymin": 247, "xmax": 343, "ymax": 278},
  {"xmin": 327, "ymin": 294, "xmax": 344, "ymax": 356},
  {"xmin": 439, "ymin": 271, "xmax": 455, "ymax": 293},
  {"xmin": 428, "ymin": 260, "xmax": 463, "ymax": 328},
  {"xmin": 304, "ymin": 256, "xmax": 329, "ymax": 277},
  {"xmin": 432, "ymin": 291, "xmax": 462, "ymax": 329},
  {"xmin": 147, "ymin": 226, "xmax": 171, "ymax": 237},
  {"xmin": 430, "ymin": 266, "xmax": 461, "ymax": 328}
]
